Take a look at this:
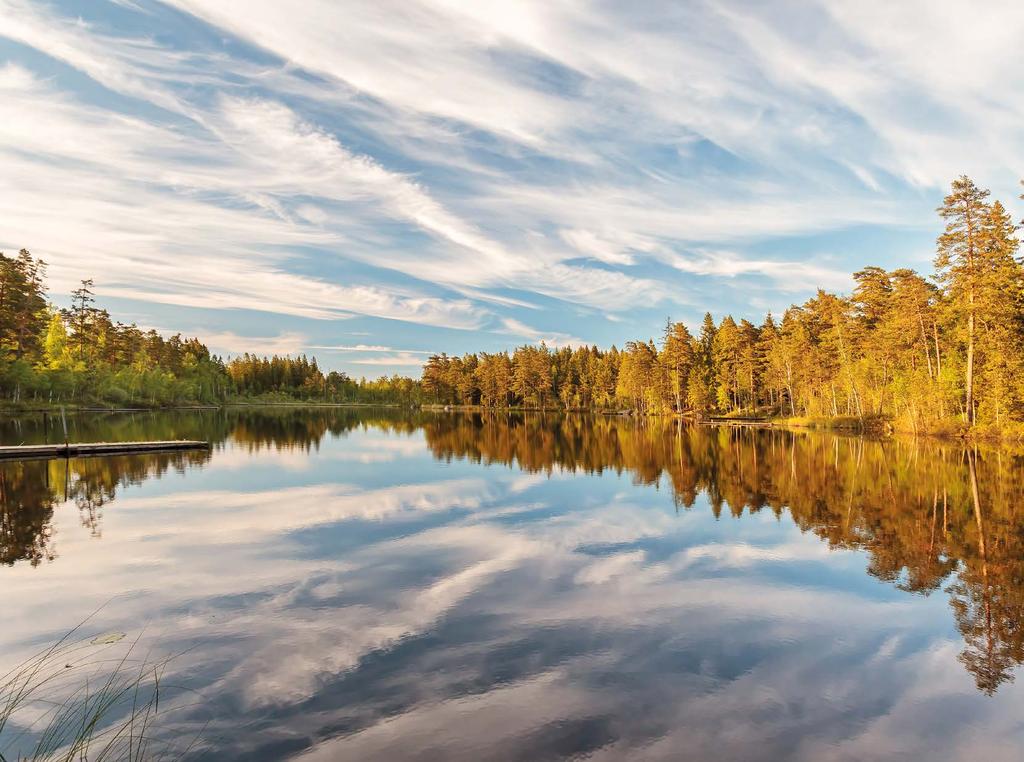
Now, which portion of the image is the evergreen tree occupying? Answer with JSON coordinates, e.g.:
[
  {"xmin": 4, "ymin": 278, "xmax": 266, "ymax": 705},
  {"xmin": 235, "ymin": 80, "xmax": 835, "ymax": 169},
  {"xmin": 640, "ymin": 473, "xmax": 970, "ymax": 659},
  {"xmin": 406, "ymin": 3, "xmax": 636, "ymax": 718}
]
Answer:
[
  {"xmin": 661, "ymin": 320, "xmax": 695, "ymax": 413},
  {"xmin": 935, "ymin": 176, "xmax": 991, "ymax": 424}
]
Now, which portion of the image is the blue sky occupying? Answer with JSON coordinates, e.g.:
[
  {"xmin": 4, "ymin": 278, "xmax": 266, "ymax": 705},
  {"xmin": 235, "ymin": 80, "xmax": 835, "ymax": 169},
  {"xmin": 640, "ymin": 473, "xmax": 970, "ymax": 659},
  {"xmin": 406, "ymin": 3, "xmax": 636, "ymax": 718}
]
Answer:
[{"xmin": 1, "ymin": 0, "xmax": 1023, "ymax": 375}]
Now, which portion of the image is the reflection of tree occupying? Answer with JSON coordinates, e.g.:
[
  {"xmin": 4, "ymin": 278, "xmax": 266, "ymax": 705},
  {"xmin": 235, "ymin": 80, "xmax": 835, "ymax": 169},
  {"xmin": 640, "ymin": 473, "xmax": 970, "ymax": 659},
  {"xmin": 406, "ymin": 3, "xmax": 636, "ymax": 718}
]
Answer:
[
  {"xmin": 226, "ymin": 407, "xmax": 423, "ymax": 453},
  {"xmin": 4, "ymin": 408, "xmax": 1023, "ymax": 693},
  {"xmin": 0, "ymin": 407, "xmax": 428, "ymax": 455},
  {"xmin": 0, "ymin": 449, "xmax": 211, "ymax": 563},
  {"xmin": 0, "ymin": 461, "xmax": 58, "ymax": 566},
  {"xmin": 0, "ymin": 407, "xmax": 422, "ymax": 564},
  {"xmin": 946, "ymin": 450, "xmax": 1024, "ymax": 694},
  {"xmin": 63, "ymin": 451, "xmax": 210, "ymax": 537},
  {"xmin": 422, "ymin": 412, "xmax": 1024, "ymax": 694}
]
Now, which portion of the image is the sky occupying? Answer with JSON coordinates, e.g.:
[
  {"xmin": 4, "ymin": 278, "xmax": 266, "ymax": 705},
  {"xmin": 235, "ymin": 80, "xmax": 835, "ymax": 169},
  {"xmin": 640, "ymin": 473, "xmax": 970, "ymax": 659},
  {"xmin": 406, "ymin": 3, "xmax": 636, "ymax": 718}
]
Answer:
[{"xmin": 1, "ymin": 0, "xmax": 1023, "ymax": 376}]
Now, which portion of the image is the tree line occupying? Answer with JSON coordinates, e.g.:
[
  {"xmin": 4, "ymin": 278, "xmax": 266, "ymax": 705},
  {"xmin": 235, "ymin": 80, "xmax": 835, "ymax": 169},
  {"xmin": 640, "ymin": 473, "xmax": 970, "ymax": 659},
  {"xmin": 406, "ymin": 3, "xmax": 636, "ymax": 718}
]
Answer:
[
  {"xmin": 422, "ymin": 176, "xmax": 1024, "ymax": 435},
  {"xmin": 5, "ymin": 174, "xmax": 1022, "ymax": 428},
  {"xmin": 0, "ymin": 254, "xmax": 416, "ymax": 407}
]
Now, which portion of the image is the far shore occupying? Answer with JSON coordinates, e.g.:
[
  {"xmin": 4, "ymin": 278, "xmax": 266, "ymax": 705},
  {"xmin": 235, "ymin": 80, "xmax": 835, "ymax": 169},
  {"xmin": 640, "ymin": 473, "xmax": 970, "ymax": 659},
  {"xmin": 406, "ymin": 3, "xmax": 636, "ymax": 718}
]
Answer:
[
  {"xmin": 2, "ymin": 401, "xmax": 1020, "ymax": 443},
  {"xmin": 0, "ymin": 400, "xmax": 404, "ymax": 414}
]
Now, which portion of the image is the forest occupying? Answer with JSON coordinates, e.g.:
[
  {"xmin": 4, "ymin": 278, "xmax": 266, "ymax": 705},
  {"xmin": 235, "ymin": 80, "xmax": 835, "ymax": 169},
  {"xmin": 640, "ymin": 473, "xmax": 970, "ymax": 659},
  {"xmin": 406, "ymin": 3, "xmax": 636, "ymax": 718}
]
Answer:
[
  {"xmin": 2, "ymin": 175, "xmax": 1022, "ymax": 434},
  {"xmin": 422, "ymin": 176, "xmax": 1024, "ymax": 435},
  {"xmin": 0, "ymin": 258, "xmax": 416, "ymax": 407}
]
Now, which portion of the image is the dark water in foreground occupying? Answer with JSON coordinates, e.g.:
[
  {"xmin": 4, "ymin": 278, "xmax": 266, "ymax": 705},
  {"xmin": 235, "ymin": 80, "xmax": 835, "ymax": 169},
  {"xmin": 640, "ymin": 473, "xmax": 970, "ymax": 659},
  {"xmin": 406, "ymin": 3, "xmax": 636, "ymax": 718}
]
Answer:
[{"xmin": 2, "ymin": 408, "xmax": 1023, "ymax": 760}]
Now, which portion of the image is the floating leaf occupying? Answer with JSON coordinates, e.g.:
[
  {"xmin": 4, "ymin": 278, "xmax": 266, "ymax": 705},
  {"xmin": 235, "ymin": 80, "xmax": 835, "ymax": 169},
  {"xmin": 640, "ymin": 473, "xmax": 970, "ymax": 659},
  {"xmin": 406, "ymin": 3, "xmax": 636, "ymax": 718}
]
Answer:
[{"xmin": 90, "ymin": 632, "xmax": 126, "ymax": 645}]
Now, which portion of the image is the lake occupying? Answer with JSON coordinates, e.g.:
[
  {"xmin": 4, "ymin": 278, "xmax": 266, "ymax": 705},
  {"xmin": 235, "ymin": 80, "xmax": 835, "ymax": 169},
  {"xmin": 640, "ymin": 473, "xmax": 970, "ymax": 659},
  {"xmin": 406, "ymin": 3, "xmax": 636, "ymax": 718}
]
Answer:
[{"xmin": 2, "ymin": 408, "xmax": 1023, "ymax": 760}]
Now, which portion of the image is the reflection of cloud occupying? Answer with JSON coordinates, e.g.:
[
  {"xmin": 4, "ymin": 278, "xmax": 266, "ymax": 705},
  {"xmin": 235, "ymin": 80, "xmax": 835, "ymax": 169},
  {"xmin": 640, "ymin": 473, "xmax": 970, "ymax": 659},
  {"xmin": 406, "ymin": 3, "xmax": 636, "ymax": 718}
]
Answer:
[
  {"xmin": 222, "ymin": 523, "xmax": 537, "ymax": 709},
  {"xmin": 574, "ymin": 550, "xmax": 646, "ymax": 585},
  {"xmin": 210, "ymin": 434, "xmax": 430, "ymax": 470},
  {"xmin": 210, "ymin": 443, "xmax": 318, "ymax": 472},
  {"xmin": 677, "ymin": 539, "xmax": 835, "ymax": 568},
  {"xmin": 507, "ymin": 473, "xmax": 548, "ymax": 494},
  {"xmin": 3, "ymin": 426, "xmax": 1022, "ymax": 760},
  {"xmin": 324, "ymin": 451, "xmax": 397, "ymax": 464},
  {"xmin": 116, "ymin": 479, "xmax": 490, "ymax": 537},
  {"xmin": 298, "ymin": 669, "xmax": 592, "ymax": 761},
  {"xmin": 362, "ymin": 435, "xmax": 434, "ymax": 456}
]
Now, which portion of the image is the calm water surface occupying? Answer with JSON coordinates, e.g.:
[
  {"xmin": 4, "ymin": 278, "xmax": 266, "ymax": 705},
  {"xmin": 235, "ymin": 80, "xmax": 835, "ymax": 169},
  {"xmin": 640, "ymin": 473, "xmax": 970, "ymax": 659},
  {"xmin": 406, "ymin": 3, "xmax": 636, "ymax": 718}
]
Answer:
[{"xmin": 2, "ymin": 408, "xmax": 1023, "ymax": 760}]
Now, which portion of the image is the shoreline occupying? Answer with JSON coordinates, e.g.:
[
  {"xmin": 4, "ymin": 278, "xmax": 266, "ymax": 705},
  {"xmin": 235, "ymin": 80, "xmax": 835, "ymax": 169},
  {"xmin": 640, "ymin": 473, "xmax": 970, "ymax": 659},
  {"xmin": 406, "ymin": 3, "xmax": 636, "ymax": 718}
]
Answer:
[
  {"xmin": 0, "ymin": 401, "xmax": 403, "ymax": 415},
  {"xmin": 418, "ymin": 404, "xmax": 1022, "ymax": 442},
  {"xmin": 2, "ymin": 401, "xmax": 1019, "ymax": 443}
]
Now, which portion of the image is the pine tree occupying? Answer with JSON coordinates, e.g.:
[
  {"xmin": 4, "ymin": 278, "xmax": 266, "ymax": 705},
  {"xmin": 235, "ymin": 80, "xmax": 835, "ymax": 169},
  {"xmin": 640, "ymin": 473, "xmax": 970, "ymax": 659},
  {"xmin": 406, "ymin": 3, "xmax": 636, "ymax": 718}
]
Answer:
[
  {"xmin": 65, "ymin": 279, "xmax": 97, "ymax": 364},
  {"xmin": 687, "ymin": 313, "xmax": 718, "ymax": 416},
  {"xmin": 974, "ymin": 201, "xmax": 1023, "ymax": 423},
  {"xmin": 935, "ymin": 176, "xmax": 991, "ymax": 424},
  {"xmin": 661, "ymin": 320, "xmax": 695, "ymax": 413}
]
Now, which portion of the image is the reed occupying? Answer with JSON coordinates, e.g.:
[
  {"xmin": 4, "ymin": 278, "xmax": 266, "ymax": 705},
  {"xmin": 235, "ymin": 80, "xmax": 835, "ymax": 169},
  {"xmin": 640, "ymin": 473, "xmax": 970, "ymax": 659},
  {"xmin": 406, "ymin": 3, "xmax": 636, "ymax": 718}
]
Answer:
[{"xmin": 0, "ymin": 623, "xmax": 202, "ymax": 761}]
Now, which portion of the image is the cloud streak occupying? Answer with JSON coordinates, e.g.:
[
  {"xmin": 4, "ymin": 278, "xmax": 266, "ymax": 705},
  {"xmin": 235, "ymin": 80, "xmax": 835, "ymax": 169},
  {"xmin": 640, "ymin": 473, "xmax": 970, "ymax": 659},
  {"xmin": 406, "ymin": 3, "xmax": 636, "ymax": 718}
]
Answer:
[{"xmin": 2, "ymin": 0, "xmax": 1022, "ymax": 372}]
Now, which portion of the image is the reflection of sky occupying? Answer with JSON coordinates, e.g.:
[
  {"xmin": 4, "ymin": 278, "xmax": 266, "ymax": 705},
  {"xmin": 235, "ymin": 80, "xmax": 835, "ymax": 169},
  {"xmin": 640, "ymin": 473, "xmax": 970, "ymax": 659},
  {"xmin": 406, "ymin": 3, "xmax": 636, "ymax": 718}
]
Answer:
[{"xmin": 3, "ymin": 425, "xmax": 1023, "ymax": 761}]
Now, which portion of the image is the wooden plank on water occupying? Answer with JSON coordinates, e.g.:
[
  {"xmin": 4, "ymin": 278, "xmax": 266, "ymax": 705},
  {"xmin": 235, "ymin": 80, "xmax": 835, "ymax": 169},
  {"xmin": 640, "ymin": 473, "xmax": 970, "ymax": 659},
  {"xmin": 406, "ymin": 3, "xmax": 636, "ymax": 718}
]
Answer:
[{"xmin": 0, "ymin": 440, "xmax": 210, "ymax": 461}]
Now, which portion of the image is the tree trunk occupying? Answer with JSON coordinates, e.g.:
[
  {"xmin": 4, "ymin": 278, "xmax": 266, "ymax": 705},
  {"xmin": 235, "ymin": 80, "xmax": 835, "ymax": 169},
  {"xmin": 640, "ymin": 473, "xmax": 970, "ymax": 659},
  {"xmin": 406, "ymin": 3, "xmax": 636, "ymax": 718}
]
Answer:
[
  {"xmin": 919, "ymin": 313, "xmax": 934, "ymax": 379},
  {"xmin": 966, "ymin": 307, "xmax": 975, "ymax": 425}
]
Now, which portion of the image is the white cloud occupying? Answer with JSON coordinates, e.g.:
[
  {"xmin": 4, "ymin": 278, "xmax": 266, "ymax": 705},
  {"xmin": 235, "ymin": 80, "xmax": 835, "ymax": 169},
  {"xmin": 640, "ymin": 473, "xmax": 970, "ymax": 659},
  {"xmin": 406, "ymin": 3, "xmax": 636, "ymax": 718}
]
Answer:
[
  {"xmin": 165, "ymin": 0, "xmax": 576, "ymax": 146},
  {"xmin": 350, "ymin": 352, "xmax": 428, "ymax": 367},
  {"xmin": 3, "ymin": 0, "xmax": 1023, "ymax": 361},
  {"xmin": 197, "ymin": 331, "xmax": 310, "ymax": 356},
  {"xmin": 669, "ymin": 249, "xmax": 854, "ymax": 293},
  {"xmin": 308, "ymin": 344, "xmax": 432, "ymax": 354},
  {"xmin": 0, "ymin": 64, "xmax": 489, "ymax": 329},
  {"xmin": 499, "ymin": 318, "xmax": 587, "ymax": 349}
]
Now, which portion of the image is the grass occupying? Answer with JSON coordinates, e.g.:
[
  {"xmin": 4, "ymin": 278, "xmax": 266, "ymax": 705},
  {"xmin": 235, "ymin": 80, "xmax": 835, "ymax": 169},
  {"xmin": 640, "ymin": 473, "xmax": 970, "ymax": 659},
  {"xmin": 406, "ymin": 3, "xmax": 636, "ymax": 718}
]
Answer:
[{"xmin": 0, "ymin": 623, "xmax": 203, "ymax": 762}]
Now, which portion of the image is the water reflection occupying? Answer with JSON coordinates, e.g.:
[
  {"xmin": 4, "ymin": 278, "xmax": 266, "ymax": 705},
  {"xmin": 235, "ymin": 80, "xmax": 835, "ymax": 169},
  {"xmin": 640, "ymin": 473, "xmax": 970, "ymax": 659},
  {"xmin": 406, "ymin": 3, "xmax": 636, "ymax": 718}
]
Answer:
[
  {"xmin": 1, "ymin": 450, "xmax": 210, "ymax": 565},
  {"xmin": 1, "ymin": 407, "xmax": 417, "ymax": 565},
  {"xmin": 424, "ymin": 415, "xmax": 1024, "ymax": 695},
  {"xmin": 2, "ymin": 410, "xmax": 1023, "ymax": 759},
  {"xmin": 0, "ymin": 406, "xmax": 423, "ymax": 449}
]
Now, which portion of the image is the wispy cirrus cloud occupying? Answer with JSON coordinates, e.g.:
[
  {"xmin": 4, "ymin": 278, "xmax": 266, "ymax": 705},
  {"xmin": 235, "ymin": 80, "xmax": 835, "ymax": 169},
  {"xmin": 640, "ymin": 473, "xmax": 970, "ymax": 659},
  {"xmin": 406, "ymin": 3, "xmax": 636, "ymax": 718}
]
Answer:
[
  {"xmin": 2, "ymin": 0, "xmax": 1022, "ymax": 373},
  {"xmin": 669, "ymin": 250, "xmax": 853, "ymax": 293},
  {"xmin": 350, "ymin": 353, "xmax": 429, "ymax": 367},
  {"xmin": 498, "ymin": 318, "xmax": 587, "ymax": 350},
  {"xmin": 195, "ymin": 331, "xmax": 310, "ymax": 357},
  {"xmin": 309, "ymin": 344, "xmax": 433, "ymax": 355},
  {"xmin": 0, "ymin": 62, "xmax": 489, "ymax": 329}
]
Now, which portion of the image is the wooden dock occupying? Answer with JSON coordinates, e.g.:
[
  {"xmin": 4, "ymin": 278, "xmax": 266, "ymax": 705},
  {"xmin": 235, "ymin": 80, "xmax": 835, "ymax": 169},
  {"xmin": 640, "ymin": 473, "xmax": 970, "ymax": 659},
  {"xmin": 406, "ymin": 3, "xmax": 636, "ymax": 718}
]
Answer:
[{"xmin": 0, "ymin": 440, "xmax": 210, "ymax": 461}]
